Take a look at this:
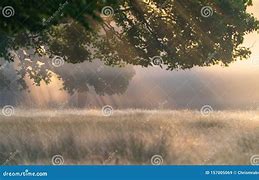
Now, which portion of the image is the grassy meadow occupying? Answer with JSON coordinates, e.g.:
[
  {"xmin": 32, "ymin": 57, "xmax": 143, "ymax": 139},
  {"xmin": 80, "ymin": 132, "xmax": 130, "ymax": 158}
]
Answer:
[{"xmin": 0, "ymin": 109, "xmax": 259, "ymax": 165}]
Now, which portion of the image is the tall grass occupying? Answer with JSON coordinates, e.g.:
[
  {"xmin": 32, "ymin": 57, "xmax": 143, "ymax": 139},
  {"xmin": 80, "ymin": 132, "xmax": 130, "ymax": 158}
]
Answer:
[{"xmin": 0, "ymin": 110, "xmax": 259, "ymax": 165}]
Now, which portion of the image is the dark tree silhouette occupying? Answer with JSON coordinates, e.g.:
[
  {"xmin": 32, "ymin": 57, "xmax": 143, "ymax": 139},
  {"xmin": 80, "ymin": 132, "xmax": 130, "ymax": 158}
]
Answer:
[
  {"xmin": 52, "ymin": 61, "xmax": 135, "ymax": 95},
  {"xmin": 2, "ymin": 49, "xmax": 135, "ymax": 96},
  {"xmin": 0, "ymin": 0, "xmax": 258, "ymax": 89}
]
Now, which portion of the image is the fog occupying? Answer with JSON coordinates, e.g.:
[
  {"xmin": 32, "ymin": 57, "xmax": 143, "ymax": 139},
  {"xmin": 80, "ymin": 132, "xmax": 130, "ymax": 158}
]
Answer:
[{"xmin": 1, "ymin": 57, "xmax": 259, "ymax": 110}]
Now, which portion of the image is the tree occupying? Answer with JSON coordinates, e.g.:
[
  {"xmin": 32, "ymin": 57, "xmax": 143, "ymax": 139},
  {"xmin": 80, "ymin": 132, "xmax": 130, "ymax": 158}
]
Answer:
[{"xmin": 0, "ymin": 0, "xmax": 258, "ymax": 89}]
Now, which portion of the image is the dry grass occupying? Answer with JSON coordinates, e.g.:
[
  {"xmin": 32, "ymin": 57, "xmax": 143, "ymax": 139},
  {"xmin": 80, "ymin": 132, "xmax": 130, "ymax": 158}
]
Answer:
[{"xmin": 0, "ymin": 109, "xmax": 259, "ymax": 165}]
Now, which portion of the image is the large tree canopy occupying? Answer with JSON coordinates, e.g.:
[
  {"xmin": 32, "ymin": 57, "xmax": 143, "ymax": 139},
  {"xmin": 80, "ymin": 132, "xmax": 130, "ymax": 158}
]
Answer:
[{"xmin": 0, "ymin": 0, "xmax": 258, "ymax": 92}]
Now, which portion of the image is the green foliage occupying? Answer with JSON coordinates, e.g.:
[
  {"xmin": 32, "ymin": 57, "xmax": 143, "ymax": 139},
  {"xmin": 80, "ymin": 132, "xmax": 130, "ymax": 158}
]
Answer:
[{"xmin": 0, "ymin": 0, "xmax": 258, "ymax": 92}]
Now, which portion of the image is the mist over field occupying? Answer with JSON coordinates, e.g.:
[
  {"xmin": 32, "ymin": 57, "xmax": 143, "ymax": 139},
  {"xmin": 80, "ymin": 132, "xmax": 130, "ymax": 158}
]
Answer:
[
  {"xmin": 1, "ymin": 60, "xmax": 259, "ymax": 110},
  {"xmin": 1, "ymin": 109, "xmax": 259, "ymax": 165}
]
